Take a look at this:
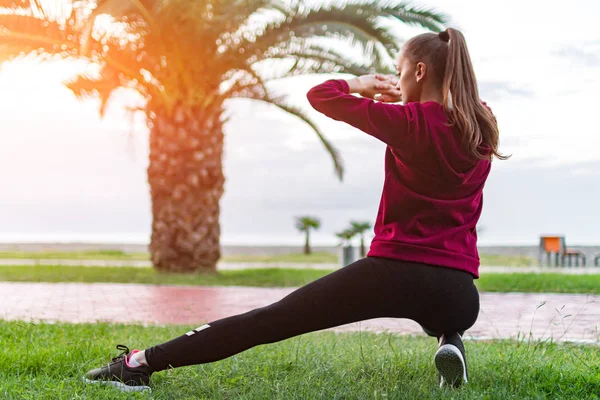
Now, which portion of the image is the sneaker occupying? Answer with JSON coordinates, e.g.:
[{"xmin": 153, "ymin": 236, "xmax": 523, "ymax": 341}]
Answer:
[
  {"xmin": 84, "ymin": 344, "xmax": 153, "ymax": 392},
  {"xmin": 434, "ymin": 333, "xmax": 468, "ymax": 388}
]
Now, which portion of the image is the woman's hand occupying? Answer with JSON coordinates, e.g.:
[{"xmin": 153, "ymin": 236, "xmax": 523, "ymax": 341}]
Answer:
[
  {"xmin": 347, "ymin": 74, "xmax": 402, "ymax": 103},
  {"xmin": 374, "ymin": 74, "xmax": 402, "ymax": 103}
]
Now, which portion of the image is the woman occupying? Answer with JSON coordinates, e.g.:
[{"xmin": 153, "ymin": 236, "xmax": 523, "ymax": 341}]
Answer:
[{"xmin": 84, "ymin": 27, "xmax": 506, "ymax": 392}]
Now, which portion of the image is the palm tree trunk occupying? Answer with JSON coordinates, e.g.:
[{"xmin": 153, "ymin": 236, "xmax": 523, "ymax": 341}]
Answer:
[
  {"xmin": 360, "ymin": 235, "xmax": 365, "ymax": 258},
  {"xmin": 147, "ymin": 104, "xmax": 225, "ymax": 272},
  {"xmin": 304, "ymin": 230, "xmax": 311, "ymax": 255}
]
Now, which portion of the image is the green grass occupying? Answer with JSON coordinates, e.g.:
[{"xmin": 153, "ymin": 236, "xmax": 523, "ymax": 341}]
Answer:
[
  {"xmin": 0, "ymin": 265, "xmax": 598, "ymax": 294},
  {"xmin": 476, "ymin": 273, "xmax": 600, "ymax": 294},
  {"xmin": 222, "ymin": 252, "xmax": 338, "ymax": 263},
  {"xmin": 0, "ymin": 250, "xmax": 336, "ymax": 263},
  {"xmin": 0, "ymin": 250, "xmax": 535, "ymax": 266},
  {"xmin": 0, "ymin": 250, "xmax": 149, "ymax": 261},
  {"xmin": 224, "ymin": 253, "xmax": 535, "ymax": 266},
  {"xmin": 0, "ymin": 320, "xmax": 598, "ymax": 399},
  {"xmin": 479, "ymin": 253, "xmax": 534, "ymax": 266},
  {"xmin": 0, "ymin": 265, "xmax": 329, "ymax": 288}
]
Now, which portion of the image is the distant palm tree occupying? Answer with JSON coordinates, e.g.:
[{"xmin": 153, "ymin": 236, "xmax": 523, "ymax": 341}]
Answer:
[
  {"xmin": 350, "ymin": 221, "xmax": 372, "ymax": 257},
  {"xmin": 295, "ymin": 216, "xmax": 321, "ymax": 255},
  {"xmin": 335, "ymin": 228, "xmax": 357, "ymax": 247},
  {"xmin": 0, "ymin": 0, "xmax": 448, "ymax": 272}
]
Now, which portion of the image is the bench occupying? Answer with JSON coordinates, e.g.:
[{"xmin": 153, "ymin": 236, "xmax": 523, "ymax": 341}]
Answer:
[{"xmin": 539, "ymin": 236, "xmax": 586, "ymax": 267}]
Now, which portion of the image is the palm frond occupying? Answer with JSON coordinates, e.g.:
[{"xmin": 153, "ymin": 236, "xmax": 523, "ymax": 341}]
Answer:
[
  {"xmin": 350, "ymin": 220, "xmax": 372, "ymax": 233},
  {"xmin": 80, "ymin": 0, "xmax": 149, "ymax": 55},
  {"xmin": 218, "ymin": 63, "xmax": 271, "ymax": 103},
  {"xmin": 254, "ymin": 94, "xmax": 344, "ymax": 181},
  {"xmin": 0, "ymin": 0, "xmax": 35, "ymax": 9},
  {"xmin": 258, "ymin": 37, "xmax": 396, "ymax": 79},
  {"xmin": 0, "ymin": 16, "xmax": 77, "ymax": 62},
  {"xmin": 229, "ymin": 1, "xmax": 448, "ymax": 80},
  {"xmin": 65, "ymin": 71, "xmax": 120, "ymax": 117},
  {"xmin": 212, "ymin": 0, "xmax": 275, "ymax": 31},
  {"xmin": 64, "ymin": 44, "xmax": 167, "ymax": 116},
  {"xmin": 235, "ymin": 7, "xmax": 400, "ymax": 70},
  {"xmin": 220, "ymin": 77, "xmax": 267, "ymax": 102},
  {"xmin": 295, "ymin": 216, "xmax": 321, "ymax": 231},
  {"xmin": 0, "ymin": 1, "xmax": 86, "ymax": 62},
  {"xmin": 258, "ymin": 53, "xmax": 373, "ymax": 79},
  {"xmin": 80, "ymin": 0, "xmax": 198, "ymax": 98},
  {"xmin": 333, "ymin": 1, "xmax": 448, "ymax": 32},
  {"xmin": 336, "ymin": 228, "xmax": 356, "ymax": 242}
]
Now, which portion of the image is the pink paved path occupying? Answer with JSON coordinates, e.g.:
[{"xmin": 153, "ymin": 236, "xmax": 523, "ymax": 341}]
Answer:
[{"xmin": 0, "ymin": 282, "xmax": 598, "ymax": 344}]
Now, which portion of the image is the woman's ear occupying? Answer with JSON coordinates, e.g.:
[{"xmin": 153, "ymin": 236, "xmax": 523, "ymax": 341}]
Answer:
[{"xmin": 415, "ymin": 62, "xmax": 427, "ymax": 82}]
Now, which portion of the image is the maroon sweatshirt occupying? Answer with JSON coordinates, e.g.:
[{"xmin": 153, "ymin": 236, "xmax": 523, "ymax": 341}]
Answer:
[{"xmin": 307, "ymin": 79, "xmax": 492, "ymax": 278}]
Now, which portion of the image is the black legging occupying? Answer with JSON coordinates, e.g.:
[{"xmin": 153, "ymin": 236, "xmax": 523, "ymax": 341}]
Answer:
[{"xmin": 145, "ymin": 257, "xmax": 480, "ymax": 371}]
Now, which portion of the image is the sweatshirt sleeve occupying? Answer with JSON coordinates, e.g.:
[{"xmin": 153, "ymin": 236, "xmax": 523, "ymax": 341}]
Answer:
[{"xmin": 307, "ymin": 79, "xmax": 412, "ymax": 149}]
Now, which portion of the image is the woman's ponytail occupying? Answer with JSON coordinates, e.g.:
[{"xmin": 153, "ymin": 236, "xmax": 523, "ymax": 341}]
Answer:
[{"xmin": 441, "ymin": 28, "xmax": 509, "ymax": 161}]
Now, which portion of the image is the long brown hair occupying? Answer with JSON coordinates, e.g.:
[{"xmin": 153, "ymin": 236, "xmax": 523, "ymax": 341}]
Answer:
[{"xmin": 404, "ymin": 28, "xmax": 509, "ymax": 161}]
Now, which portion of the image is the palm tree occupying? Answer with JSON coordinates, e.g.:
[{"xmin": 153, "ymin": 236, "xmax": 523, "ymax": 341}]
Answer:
[
  {"xmin": 335, "ymin": 228, "xmax": 356, "ymax": 247},
  {"xmin": 350, "ymin": 220, "xmax": 372, "ymax": 257},
  {"xmin": 295, "ymin": 216, "xmax": 320, "ymax": 255},
  {"xmin": 336, "ymin": 228, "xmax": 358, "ymax": 265},
  {"xmin": 0, "ymin": 0, "xmax": 448, "ymax": 272}
]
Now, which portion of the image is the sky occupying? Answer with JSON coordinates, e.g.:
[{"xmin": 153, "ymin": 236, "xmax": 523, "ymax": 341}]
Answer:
[{"xmin": 1, "ymin": 0, "xmax": 599, "ymax": 246}]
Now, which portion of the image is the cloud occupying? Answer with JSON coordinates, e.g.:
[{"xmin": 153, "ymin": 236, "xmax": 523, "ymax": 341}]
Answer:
[
  {"xmin": 221, "ymin": 137, "xmax": 600, "ymax": 245},
  {"xmin": 479, "ymin": 158, "xmax": 600, "ymax": 244},
  {"xmin": 478, "ymin": 81, "xmax": 535, "ymax": 101},
  {"xmin": 2, "ymin": 19, "xmax": 600, "ymax": 247},
  {"xmin": 552, "ymin": 42, "xmax": 600, "ymax": 67},
  {"xmin": 218, "ymin": 104, "xmax": 394, "ymax": 243},
  {"xmin": 3, "ymin": 84, "xmax": 600, "ymax": 246}
]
